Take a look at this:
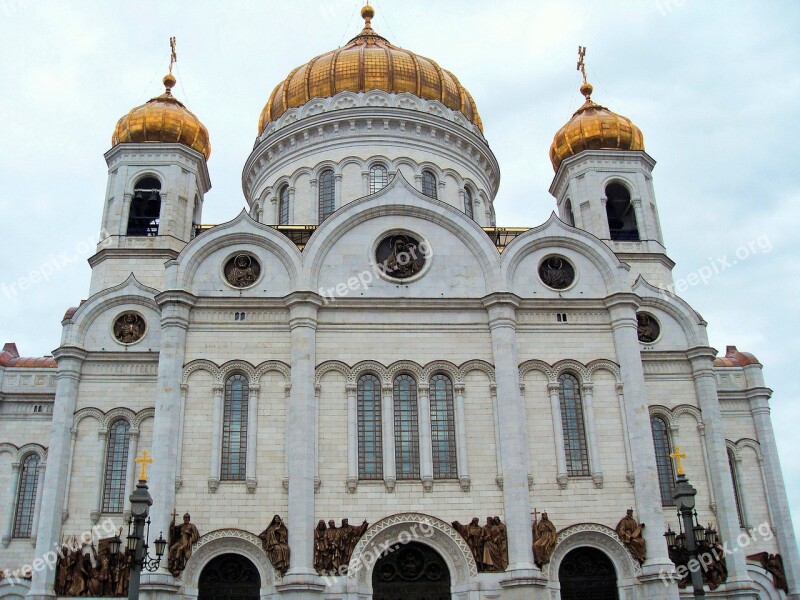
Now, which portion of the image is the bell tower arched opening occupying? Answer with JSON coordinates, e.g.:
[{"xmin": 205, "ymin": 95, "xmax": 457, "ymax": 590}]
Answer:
[
  {"xmin": 605, "ymin": 182, "xmax": 639, "ymax": 241},
  {"xmin": 127, "ymin": 177, "xmax": 162, "ymax": 236}
]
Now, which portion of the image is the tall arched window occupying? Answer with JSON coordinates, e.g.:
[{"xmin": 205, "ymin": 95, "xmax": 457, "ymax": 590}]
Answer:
[
  {"xmin": 318, "ymin": 169, "xmax": 335, "ymax": 223},
  {"xmin": 429, "ymin": 374, "xmax": 457, "ymax": 479},
  {"xmin": 564, "ymin": 199, "xmax": 575, "ymax": 226},
  {"xmin": 357, "ymin": 374, "xmax": 383, "ymax": 480},
  {"xmin": 605, "ymin": 182, "xmax": 639, "ymax": 241},
  {"xmin": 559, "ymin": 373, "xmax": 589, "ymax": 477},
  {"xmin": 394, "ymin": 374, "xmax": 420, "ymax": 479},
  {"xmin": 651, "ymin": 415, "xmax": 676, "ymax": 506},
  {"xmin": 464, "ymin": 188, "xmax": 474, "ymax": 219},
  {"xmin": 102, "ymin": 419, "xmax": 131, "ymax": 513},
  {"xmin": 127, "ymin": 177, "xmax": 162, "ymax": 236},
  {"xmin": 728, "ymin": 448, "xmax": 745, "ymax": 527},
  {"xmin": 421, "ymin": 170, "xmax": 437, "ymax": 199},
  {"xmin": 222, "ymin": 374, "xmax": 249, "ymax": 481},
  {"xmin": 13, "ymin": 454, "xmax": 40, "ymax": 538},
  {"xmin": 370, "ymin": 164, "xmax": 388, "ymax": 194},
  {"xmin": 278, "ymin": 185, "xmax": 290, "ymax": 225}
]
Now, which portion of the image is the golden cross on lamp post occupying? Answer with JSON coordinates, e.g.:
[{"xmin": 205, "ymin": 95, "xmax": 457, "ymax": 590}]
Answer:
[
  {"xmin": 169, "ymin": 36, "xmax": 177, "ymax": 75},
  {"xmin": 670, "ymin": 446, "xmax": 687, "ymax": 476},
  {"xmin": 577, "ymin": 45, "xmax": 587, "ymax": 84},
  {"xmin": 135, "ymin": 450, "xmax": 154, "ymax": 481}
]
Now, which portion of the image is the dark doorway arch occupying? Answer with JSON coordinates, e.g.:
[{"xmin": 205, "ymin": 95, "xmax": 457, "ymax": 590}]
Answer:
[
  {"xmin": 372, "ymin": 542, "xmax": 451, "ymax": 600},
  {"xmin": 559, "ymin": 546, "xmax": 619, "ymax": 600},
  {"xmin": 198, "ymin": 553, "xmax": 260, "ymax": 600}
]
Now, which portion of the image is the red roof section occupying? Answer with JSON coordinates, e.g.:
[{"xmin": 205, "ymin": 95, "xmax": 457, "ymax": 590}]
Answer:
[
  {"xmin": 0, "ymin": 343, "xmax": 57, "ymax": 369},
  {"xmin": 713, "ymin": 345, "xmax": 761, "ymax": 368}
]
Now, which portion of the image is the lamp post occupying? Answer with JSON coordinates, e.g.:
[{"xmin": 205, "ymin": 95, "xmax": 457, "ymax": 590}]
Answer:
[{"xmin": 127, "ymin": 451, "xmax": 167, "ymax": 600}]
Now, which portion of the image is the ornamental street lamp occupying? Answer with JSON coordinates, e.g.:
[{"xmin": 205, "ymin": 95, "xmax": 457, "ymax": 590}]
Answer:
[{"xmin": 127, "ymin": 451, "xmax": 167, "ymax": 600}]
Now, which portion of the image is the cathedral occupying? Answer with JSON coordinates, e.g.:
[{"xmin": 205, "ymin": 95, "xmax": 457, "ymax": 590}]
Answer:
[{"xmin": 0, "ymin": 5, "xmax": 797, "ymax": 600}]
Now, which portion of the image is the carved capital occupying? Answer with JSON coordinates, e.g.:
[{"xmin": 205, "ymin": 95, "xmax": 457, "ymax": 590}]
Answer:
[
  {"xmin": 547, "ymin": 382, "xmax": 561, "ymax": 394},
  {"xmin": 345, "ymin": 383, "xmax": 357, "ymax": 394},
  {"xmin": 626, "ymin": 471, "xmax": 636, "ymax": 486},
  {"xmin": 62, "ymin": 509, "xmax": 69, "ymax": 523},
  {"xmin": 581, "ymin": 383, "xmax": 594, "ymax": 394},
  {"xmin": 90, "ymin": 510, "xmax": 101, "ymax": 524},
  {"xmin": 207, "ymin": 477, "xmax": 220, "ymax": 493},
  {"xmin": 593, "ymin": 472, "xmax": 604, "ymax": 488},
  {"xmin": 557, "ymin": 474, "xmax": 569, "ymax": 490},
  {"xmin": 454, "ymin": 383, "xmax": 466, "ymax": 395},
  {"xmin": 212, "ymin": 383, "xmax": 224, "ymax": 395},
  {"xmin": 384, "ymin": 477, "xmax": 396, "ymax": 493},
  {"xmin": 346, "ymin": 477, "xmax": 358, "ymax": 493},
  {"xmin": 382, "ymin": 385, "xmax": 393, "ymax": 396},
  {"xmin": 1, "ymin": 535, "xmax": 9, "ymax": 549},
  {"xmin": 495, "ymin": 474, "xmax": 504, "ymax": 490},
  {"xmin": 422, "ymin": 477, "xmax": 433, "ymax": 492},
  {"xmin": 174, "ymin": 476, "xmax": 183, "ymax": 491},
  {"xmin": 246, "ymin": 477, "xmax": 258, "ymax": 494},
  {"xmin": 418, "ymin": 384, "xmax": 429, "ymax": 395},
  {"xmin": 459, "ymin": 475, "xmax": 471, "ymax": 492}
]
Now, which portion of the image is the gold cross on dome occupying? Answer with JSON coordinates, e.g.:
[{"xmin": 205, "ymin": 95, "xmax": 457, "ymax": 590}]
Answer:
[
  {"xmin": 670, "ymin": 446, "xmax": 687, "ymax": 476},
  {"xmin": 169, "ymin": 37, "xmax": 177, "ymax": 74},
  {"xmin": 577, "ymin": 45, "xmax": 587, "ymax": 84},
  {"xmin": 135, "ymin": 450, "xmax": 154, "ymax": 481}
]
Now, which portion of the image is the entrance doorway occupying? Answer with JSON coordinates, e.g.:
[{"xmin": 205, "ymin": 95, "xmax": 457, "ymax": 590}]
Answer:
[
  {"xmin": 559, "ymin": 546, "xmax": 619, "ymax": 600},
  {"xmin": 372, "ymin": 542, "xmax": 451, "ymax": 600},
  {"xmin": 198, "ymin": 553, "xmax": 260, "ymax": 600}
]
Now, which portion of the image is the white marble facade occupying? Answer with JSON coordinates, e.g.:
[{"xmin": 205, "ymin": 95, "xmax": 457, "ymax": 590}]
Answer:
[{"xmin": 1, "ymin": 16, "xmax": 798, "ymax": 600}]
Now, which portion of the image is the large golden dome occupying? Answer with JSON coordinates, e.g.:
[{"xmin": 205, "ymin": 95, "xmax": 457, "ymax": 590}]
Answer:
[
  {"xmin": 259, "ymin": 5, "xmax": 482, "ymax": 134},
  {"xmin": 549, "ymin": 82, "xmax": 643, "ymax": 171},
  {"xmin": 112, "ymin": 73, "xmax": 211, "ymax": 160}
]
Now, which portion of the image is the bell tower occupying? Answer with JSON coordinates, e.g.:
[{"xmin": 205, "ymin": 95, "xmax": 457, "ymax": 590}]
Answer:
[
  {"xmin": 89, "ymin": 41, "xmax": 211, "ymax": 295},
  {"xmin": 548, "ymin": 49, "xmax": 671, "ymax": 288}
]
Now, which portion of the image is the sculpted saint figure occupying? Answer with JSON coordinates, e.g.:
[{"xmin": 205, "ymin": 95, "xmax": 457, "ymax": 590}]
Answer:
[
  {"xmin": 452, "ymin": 518, "xmax": 483, "ymax": 568},
  {"xmin": 260, "ymin": 515, "xmax": 290, "ymax": 575},
  {"xmin": 314, "ymin": 520, "xmax": 328, "ymax": 574},
  {"xmin": 338, "ymin": 518, "xmax": 369, "ymax": 572},
  {"xmin": 480, "ymin": 517, "xmax": 507, "ymax": 572},
  {"xmin": 324, "ymin": 520, "xmax": 339, "ymax": 572},
  {"xmin": 225, "ymin": 254, "xmax": 260, "ymax": 287},
  {"xmin": 169, "ymin": 513, "xmax": 200, "ymax": 577},
  {"xmin": 532, "ymin": 512, "xmax": 557, "ymax": 567},
  {"xmin": 615, "ymin": 509, "xmax": 647, "ymax": 564}
]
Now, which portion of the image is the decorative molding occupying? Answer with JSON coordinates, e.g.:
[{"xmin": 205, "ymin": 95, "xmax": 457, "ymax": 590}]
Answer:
[{"xmin": 543, "ymin": 523, "xmax": 641, "ymax": 580}]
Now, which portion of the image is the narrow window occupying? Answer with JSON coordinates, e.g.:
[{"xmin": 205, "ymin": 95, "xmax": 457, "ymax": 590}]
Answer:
[
  {"xmin": 559, "ymin": 373, "xmax": 590, "ymax": 476},
  {"xmin": 127, "ymin": 177, "xmax": 162, "ymax": 236},
  {"xmin": 464, "ymin": 188, "xmax": 474, "ymax": 219},
  {"xmin": 605, "ymin": 183, "xmax": 639, "ymax": 241},
  {"xmin": 357, "ymin": 374, "xmax": 383, "ymax": 480},
  {"xmin": 318, "ymin": 169, "xmax": 335, "ymax": 223},
  {"xmin": 394, "ymin": 374, "xmax": 420, "ymax": 479},
  {"xmin": 421, "ymin": 170, "xmax": 437, "ymax": 199},
  {"xmin": 221, "ymin": 374, "xmax": 248, "ymax": 481},
  {"xmin": 278, "ymin": 185, "xmax": 290, "ymax": 225},
  {"xmin": 728, "ymin": 448, "xmax": 745, "ymax": 527},
  {"xmin": 564, "ymin": 199, "xmax": 575, "ymax": 226},
  {"xmin": 13, "ymin": 454, "xmax": 40, "ymax": 538},
  {"xmin": 429, "ymin": 374, "xmax": 457, "ymax": 479},
  {"xmin": 651, "ymin": 415, "xmax": 676, "ymax": 506},
  {"xmin": 102, "ymin": 420, "xmax": 131, "ymax": 513},
  {"xmin": 369, "ymin": 164, "xmax": 389, "ymax": 194}
]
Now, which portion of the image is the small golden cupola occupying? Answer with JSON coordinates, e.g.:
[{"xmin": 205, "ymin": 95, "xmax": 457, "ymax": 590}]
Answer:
[
  {"xmin": 259, "ymin": 4, "xmax": 482, "ymax": 134},
  {"xmin": 549, "ymin": 47, "xmax": 643, "ymax": 171},
  {"xmin": 112, "ymin": 39, "xmax": 210, "ymax": 159}
]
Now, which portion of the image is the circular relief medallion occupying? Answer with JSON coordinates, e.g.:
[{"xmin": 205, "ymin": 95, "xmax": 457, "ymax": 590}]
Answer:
[
  {"xmin": 538, "ymin": 255, "xmax": 576, "ymax": 290},
  {"xmin": 637, "ymin": 312, "xmax": 661, "ymax": 343},
  {"xmin": 113, "ymin": 312, "xmax": 146, "ymax": 344},
  {"xmin": 375, "ymin": 233, "xmax": 427, "ymax": 280},
  {"xmin": 224, "ymin": 253, "xmax": 261, "ymax": 288}
]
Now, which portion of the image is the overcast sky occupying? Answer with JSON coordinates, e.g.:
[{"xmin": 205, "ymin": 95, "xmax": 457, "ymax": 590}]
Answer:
[{"xmin": 0, "ymin": 0, "xmax": 798, "ymax": 546}]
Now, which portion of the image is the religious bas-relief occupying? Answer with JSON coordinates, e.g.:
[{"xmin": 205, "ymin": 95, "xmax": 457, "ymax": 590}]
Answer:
[
  {"xmin": 259, "ymin": 515, "xmax": 290, "ymax": 575},
  {"xmin": 313, "ymin": 518, "xmax": 369, "ymax": 575},
  {"xmin": 538, "ymin": 255, "xmax": 575, "ymax": 290},
  {"xmin": 113, "ymin": 312, "xmax": 145, "ymax": 344},
  {"xmin": 224, "ymin": 253, "xmax": 261, "ymax": 288},
  {"xmin": 637, "ymin": 312, "xmax": 660, "ymax": 343},
  {"xmin": 374, "ymin": 233, "xmax": 426, "ymax": 279},
  {"xmin": 532, "ymin": 511, "xmax": 557, "ymax": 567},
  {"xmin": 452, "ymin": 516, "xmax": 508, "ymax": 572},
  {"xmin": 748, "ymin": 552, "xmax": 789, "ymax": 593},
  {"xmin": 54, "ymin": 535, "xmax": 131, "ymax": 597},
  {"xmin": 168, "ymin": 512, "xmax": 200, "ymax": 578},
  {"xmin": 615, "ymin": 509, "xmax": 647, "ymax": 565}
]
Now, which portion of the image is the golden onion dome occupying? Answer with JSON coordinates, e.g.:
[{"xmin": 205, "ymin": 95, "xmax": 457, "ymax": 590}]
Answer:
[
  {"xmin": 259, "ymin": 4, "xmax": 482, "ymax": 134},
  {"xmin": 112, "ymin": 73, "xmax": 211, "ymax": 160},
  {"xmin": 549, "ymin": 81, "xmax": 644, "ymax": 171}
]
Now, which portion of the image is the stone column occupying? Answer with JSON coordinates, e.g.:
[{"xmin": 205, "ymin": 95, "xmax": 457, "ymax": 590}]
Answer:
[
  {"xmin": 687, "ymin": 347, "xmax": 756, "ymax": 595},
  {"xmin": 62, "ymin": 428, "xmax": 78, "ymax": 522},
  {"xmin": 208, "ymin": 383, "xmax": 224, "ymax": 492},
  {"xmin": 175, "ymin": 384, "xmax": 187, "ymax": 491},
  {"xmin": 346, "ymin": 384, "xmax": 358, "ymax": 492},
  {"xmin": 123, "ymin": 429, "xmax": 140, "ymax": 519},
  {"xmin": 90, "ymin": 428, "xmax": 108, "ymax": 523},
  {"xmin": 246, "ymin": 385, "xmax": 260, "ymax": 493},
  {"xmin": 603, "ymin": 294, "xmax": 676, "ymax": 594},
  {"xmin": 748, "ymin": 388, "xmax": 800, "ymax": 596},
  {"xmin": 481, "ymin": 293, "xmax": 541, "ymax": 586},
  {"xmin": 382, "ymin": 384, "xmax": 396, "ymax": 492},
  {"xmin": 1, "ymin": 462, "xmax": 21, "ymax": 548},
  {"xmin": 279, "ymin": 293, "xmax": 324, "ymax": 594},
  {"xmin": 581, "ymin": 383, "xmax": 603, "ymax": 488},
  {"xmin": 697, "ymin": 423, "xmax": 717, "ymax": 513},
  {"xmin": 30, "ymin": 461, "xmax": 47, "ymax": 545},
  {"xmin": 418, "ymin": 383, "xmax": 434, "ymax": 491},
  {"xmin": 270, "ymin": 197, "xmax": 278, "ymax": 225},
  {"xmin": 490, "ymin": 384, "xmax": 504, "ymax": 489},
  {"xmin": 615, "ymin": 384, "xmax": 636, "ymax": 486},
  {"xmin": 547, "ymin": 383, "xmax": 569, "ymax": 489},
  {"xmin": 361, "ymin": 170, "xmax": 370, "ymax": 196},
  {"xmin": 631, "ymin": 198, "xmax": 649, "ymax": 239},
  {"xmin": 140, "ymin": 290, "xmax": 195, "ymax": 595},
  {"xmin": 29, "ymin": 346, "xmax": 87, "ymax": 600},
  {"xmin": 453, "ymin": 383, "xmax": 471, "ymax": 492}
]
